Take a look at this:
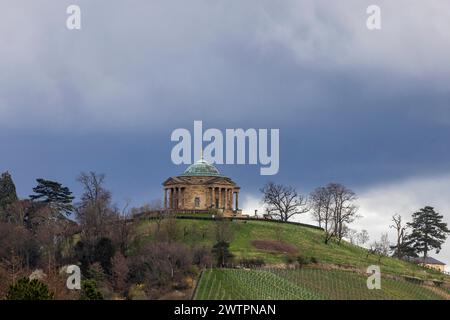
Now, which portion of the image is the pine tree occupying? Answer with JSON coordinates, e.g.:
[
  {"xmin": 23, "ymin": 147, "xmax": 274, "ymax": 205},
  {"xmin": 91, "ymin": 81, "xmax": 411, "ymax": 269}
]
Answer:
[
  {"xmin": 0, "ymin": 171, "xmax": 18, "ymax": 219},
  {"xmin": 406, "ymin": 206, "xmax": 450, "ymax": 259},
  {"xmin": 6, "ymin": 277, "xmax": 54, "ymax": 300},
  {"xmin": 29, "ymin": 179, "xmax": 74, "ymax": 216},
  {"xmin": 212, "ymin": 241, "xmax": 234, "ymax": 267}
]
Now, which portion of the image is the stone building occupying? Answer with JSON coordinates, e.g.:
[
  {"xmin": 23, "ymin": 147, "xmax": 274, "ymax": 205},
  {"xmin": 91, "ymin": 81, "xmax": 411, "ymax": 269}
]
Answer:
[
  {"xmin": 162, "ymin": 158, "xmax": 241, "ymax": 216},
  {"xmin": 409, "ymin": 257, "xmax": 446, "ymax": 273}
]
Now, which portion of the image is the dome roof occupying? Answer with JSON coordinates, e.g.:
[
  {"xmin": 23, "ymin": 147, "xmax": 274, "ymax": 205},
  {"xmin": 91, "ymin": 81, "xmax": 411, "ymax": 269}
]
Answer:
[{"xmin": 180, "ymin": 159, "xmax": 222, "ymax": 177}]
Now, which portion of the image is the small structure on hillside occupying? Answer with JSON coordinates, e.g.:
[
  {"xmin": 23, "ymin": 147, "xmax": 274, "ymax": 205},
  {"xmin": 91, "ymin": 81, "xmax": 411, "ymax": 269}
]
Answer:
[
  {"xmin": 162, "ymin": 157, "xmax": 242, "ymax": 217},
  {"xmin": 409, "ymin": 256, "xmax": 446, "ymax": 272}
]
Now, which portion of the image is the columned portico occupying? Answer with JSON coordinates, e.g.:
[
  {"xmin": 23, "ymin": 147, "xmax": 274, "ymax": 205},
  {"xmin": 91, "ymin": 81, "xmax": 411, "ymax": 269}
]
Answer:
[{"xmin": 162, "ymin": 158, "xmax": 242, "ymax": 217}]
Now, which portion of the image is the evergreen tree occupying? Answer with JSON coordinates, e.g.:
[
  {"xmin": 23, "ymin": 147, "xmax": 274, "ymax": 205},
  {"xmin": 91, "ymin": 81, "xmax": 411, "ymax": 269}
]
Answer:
[
  {"xmin": 79, "ymin": 280, "xmax": 104, "ymax": 300},
  {"xmin": 406, "ymin": 206, "xmax": 450, "ymax": 259},
  {"xmin": 390, "ymin": 239, "xmax": 418, "ymax": 259},
  {"xmin": 30, "ymin": 179, "xmax": 74, "ymax": 216},
  {"xmin": 212, "ymin": 241, "xmax": 234, "ymax": 267},
  {"xmin": 6, "ymin": 277, "xmax": 54, "ymax": 300},
  {"xmin": 0, "ymin": 171, "xmax": 18, "ymax": 215}
]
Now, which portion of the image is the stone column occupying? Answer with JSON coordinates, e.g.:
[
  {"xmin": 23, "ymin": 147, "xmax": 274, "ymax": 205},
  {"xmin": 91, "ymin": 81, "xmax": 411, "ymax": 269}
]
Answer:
[
  {"xmin": 173, "ymin": 188, "xmax": 176, "ymax": 209},
  {"xmin": 235, "ymin": 191, "xmax": 239, "ymax": 210},
  {"xmin": 219, "ymin": 187, "xmax": 222, "ymax": 209},
  {"xmin": 181, "ymin": 187, "xmax": 185, "ymax": 208},
  {"xmin": 173, "ymin": 187, "xmax": 176, "ymax": 209},
  {"xmin": 211, "ymin": 187, "xmax": 214, "ymax": 208},
  {"xmin": 169, "ymin": 188, "xmax": 173, "ymax": 209},
  {"xmin": 164, "ymin": 188, "xmax": 167, "ymax": 209}
]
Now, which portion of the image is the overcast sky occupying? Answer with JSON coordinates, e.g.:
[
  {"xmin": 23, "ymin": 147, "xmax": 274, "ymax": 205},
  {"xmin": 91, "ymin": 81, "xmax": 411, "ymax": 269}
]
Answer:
[{"xmin": 1, "ymin": 0, "xmax": 450, "ymax": 269}]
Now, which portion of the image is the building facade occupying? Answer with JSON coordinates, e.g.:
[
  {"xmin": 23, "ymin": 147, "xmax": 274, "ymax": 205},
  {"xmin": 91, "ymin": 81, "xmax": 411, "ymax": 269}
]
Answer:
[
  {"xmin": 162, "ymin": 158, "xmax": 241, "ymax": 216},
  {"xmin": 409, "ymin": 257, "xmax": 446, "ymax": 273}
]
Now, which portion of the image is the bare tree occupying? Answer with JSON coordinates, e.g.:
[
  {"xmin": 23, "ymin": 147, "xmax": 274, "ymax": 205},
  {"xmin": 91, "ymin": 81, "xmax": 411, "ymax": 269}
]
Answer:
[
  {"xmin": 389, "ymin": 214, "xmax": 417, "ymax": 259},
  {"xmin": 215, "ymin": 218, "xmax": 234, "ymax": 244},
  {"xmin": 75, "ymin": 172, "xmax": 115, "ymax": 244},
  {"xmin": 356, "ymin": 229, "xmax": 370, "ymax": 246},
  {"xmin": 111, "ymin": 200, "xmax": 134, "ymax": 255},
  {"xmin": 344, "ymin": 227, "xmax": 358, "ymax": 245},
  {"xmin": 310, "ymin": 187, "xmax": 329, "ymax": 228},
  {"xmin": 260, "ymin": 182, "xmax": 309, "ymax": 222},
  {"xmin": 310, "ymin": 186, "xmax": 335, "ymax": 244},
  {"xmin": 327, "ymin": 183, "xmax": 359, "ymax": 243},
  {"xmin": 310, "ymin": 183, "xmax": 359, "ymax": 244},
  {"xmin": 368, "ymin": 233, "xmax": 391, "ymax": 262},
  {"xmin": 390, "ymin": 214, "xmax": 406, "ymax": 258},
  {"xmin": 379, "ymin": 233, "xmax": 391, "ymax": 256},
  {"xmin": 111, "ymin": 252, "xmax": 129, "ymax": 295}
]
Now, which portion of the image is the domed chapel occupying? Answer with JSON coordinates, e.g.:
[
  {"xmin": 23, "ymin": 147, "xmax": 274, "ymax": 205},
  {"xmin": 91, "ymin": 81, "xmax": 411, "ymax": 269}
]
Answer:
[{"xmin": 162, "ymin": 157, "xmax": 241, "ymax": 217}]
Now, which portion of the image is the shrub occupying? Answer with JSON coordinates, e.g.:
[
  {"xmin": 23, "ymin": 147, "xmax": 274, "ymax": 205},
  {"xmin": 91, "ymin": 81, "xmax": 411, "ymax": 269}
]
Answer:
[
  {"xmin": 310, "ymin": 256, "xmax": 319, "ymax": 264},
  {"xmin": 239, "ymin": 258, "xmax": 265, "ymax": 268},
  {"xmin": 128, "ymin": 284, "xmax": 147, "ymax": 300},
  {"xmin": 432, "ymin": 279, "xmax": 443, "ymax": 287},
  {"xmin": 403, "ymin": 275, "xmax": 424, "ymax": 285},
  {"xmin": 251, "ymin": 240, "xmax": 297, "ymax": 254},
  {"xmin": 6, "ymin": 277, "xmax": 54, "ymax": 300},
  {"xmin": 284, "ymin": 255, "xmax": 296, "ymax": 264},
  {"xmin": 192, "ymin": 246, "xmax": 212, "ymax": 267},
  {"xmin": 93, "ymin": 237, "xmax": 115, "ymax": 275},
  {"xmin": 212, "ymin": 241, "xmax": 234, "ymax": 267},
  {"xmin": 296, "ymin": 256, "xmax": 311, "ymax": 267},
  {"xmin": 80, "ymin": 280, "xmax": 104, "ymax": 300}
]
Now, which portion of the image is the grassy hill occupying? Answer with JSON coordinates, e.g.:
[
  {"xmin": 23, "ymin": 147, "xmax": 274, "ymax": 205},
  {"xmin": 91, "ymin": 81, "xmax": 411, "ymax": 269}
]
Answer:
[{"xmin": 137, "ymin": 217, "xmax": 447, "ymax": 280}]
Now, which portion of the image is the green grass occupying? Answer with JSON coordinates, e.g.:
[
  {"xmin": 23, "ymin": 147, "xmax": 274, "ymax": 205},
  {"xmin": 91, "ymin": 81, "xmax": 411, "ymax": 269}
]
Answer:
[
  {"xmin": 137, "ymin": 218, "xmax": 448, "ymax": 280},
  {"xmin": 194, "ymin": 268, "xmax": 446, "ymax": 300}
]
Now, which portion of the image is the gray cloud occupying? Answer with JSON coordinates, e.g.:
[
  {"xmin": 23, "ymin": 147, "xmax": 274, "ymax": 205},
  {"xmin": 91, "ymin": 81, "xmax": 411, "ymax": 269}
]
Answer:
[
  {"xmin": 2, "ymin": 1, "xmax": 450, "ymax": 131},
  {"xmin": 2, "ymin": 1, "xmax": 450, "ymax": 262}
]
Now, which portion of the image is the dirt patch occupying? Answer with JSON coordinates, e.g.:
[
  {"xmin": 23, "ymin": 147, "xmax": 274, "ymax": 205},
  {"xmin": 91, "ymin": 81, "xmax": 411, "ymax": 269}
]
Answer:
[{"xmin": 251, "ymin": 240, "xmax": 298, "ymax": 254}]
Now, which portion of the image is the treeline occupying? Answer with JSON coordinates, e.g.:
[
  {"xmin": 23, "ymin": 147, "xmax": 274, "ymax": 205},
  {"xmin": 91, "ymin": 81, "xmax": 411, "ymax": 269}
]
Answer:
[
  {"xmin": 260, "ymin": 181, "xmax": 449, "ymax": 263},
  {"xmin": 260, "ymin": 181, "xmax": 360, "ymax": 244},
  {"xmin": 0, "ymin": 171, "xmax": 221, "ymax": 300}
]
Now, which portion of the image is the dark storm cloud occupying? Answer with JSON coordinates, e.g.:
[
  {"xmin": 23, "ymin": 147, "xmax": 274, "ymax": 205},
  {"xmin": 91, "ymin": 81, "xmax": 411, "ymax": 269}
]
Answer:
[{"xmin": 1, "ymin": 1, "xmax": 450, "ymax": 263}]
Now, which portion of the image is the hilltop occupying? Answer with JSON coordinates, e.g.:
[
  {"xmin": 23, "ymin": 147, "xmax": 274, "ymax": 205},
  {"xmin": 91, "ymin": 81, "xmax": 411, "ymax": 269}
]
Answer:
[{"xmin": 136, "ymin": 216, "xmax": 448, "ymax": 280}]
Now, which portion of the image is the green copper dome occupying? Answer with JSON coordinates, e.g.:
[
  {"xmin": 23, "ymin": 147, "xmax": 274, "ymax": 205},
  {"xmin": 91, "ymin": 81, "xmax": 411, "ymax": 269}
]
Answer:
[{"xmin": 181, "ymin": 159, "xmax": 222, "ymax": 177}]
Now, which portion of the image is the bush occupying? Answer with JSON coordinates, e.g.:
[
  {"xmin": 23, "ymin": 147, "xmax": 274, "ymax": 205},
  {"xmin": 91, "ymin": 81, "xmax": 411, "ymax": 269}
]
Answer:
[
  {"xmin": 310, "ymin": 256, "xmax": 319, "ymax": 264},
  {"xmin": 80, "ymin": 280, "xmax": 104, "ymax": 300},
  {"xmin": 239, "ymin": 258, "xmax": 265, "ymax": 268},
  {"xmin": 192, "ymin": 246, "xmax": 212, "ymax": 267},
  {"xmin": 251, "ymin": 240, "xmax": 297, "ymax": 254},
  {"xmin": 6, "ymin": 277, "xmax": 54, "ymax": 300},
  {"xmin": 403, "ymin": 275, "xmax": 424, "ymax": 285},
  {"xmin": 93, "ymin": 237, "xmax": 115, "ymax": 275},
  {"xmin": 284, "ymin": 255, "xmax": 296, "ymax": 264},
  {"xmin": 296, "ymin": 256, "xmax": 310, "ymax": 267},
  {"xmin": 128, "ymin": 284, "xmax": 147, "ymax": 300}
]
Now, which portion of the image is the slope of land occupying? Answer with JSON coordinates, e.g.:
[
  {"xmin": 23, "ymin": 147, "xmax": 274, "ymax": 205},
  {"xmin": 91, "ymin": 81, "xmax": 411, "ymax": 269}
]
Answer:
[
  {"xmin": 137, "ymin": 217, "xmax": 447, "ymax": 280},
  {"xmin": 194, "ymin": 268, "xmax": 448, "ymax": 300}
]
